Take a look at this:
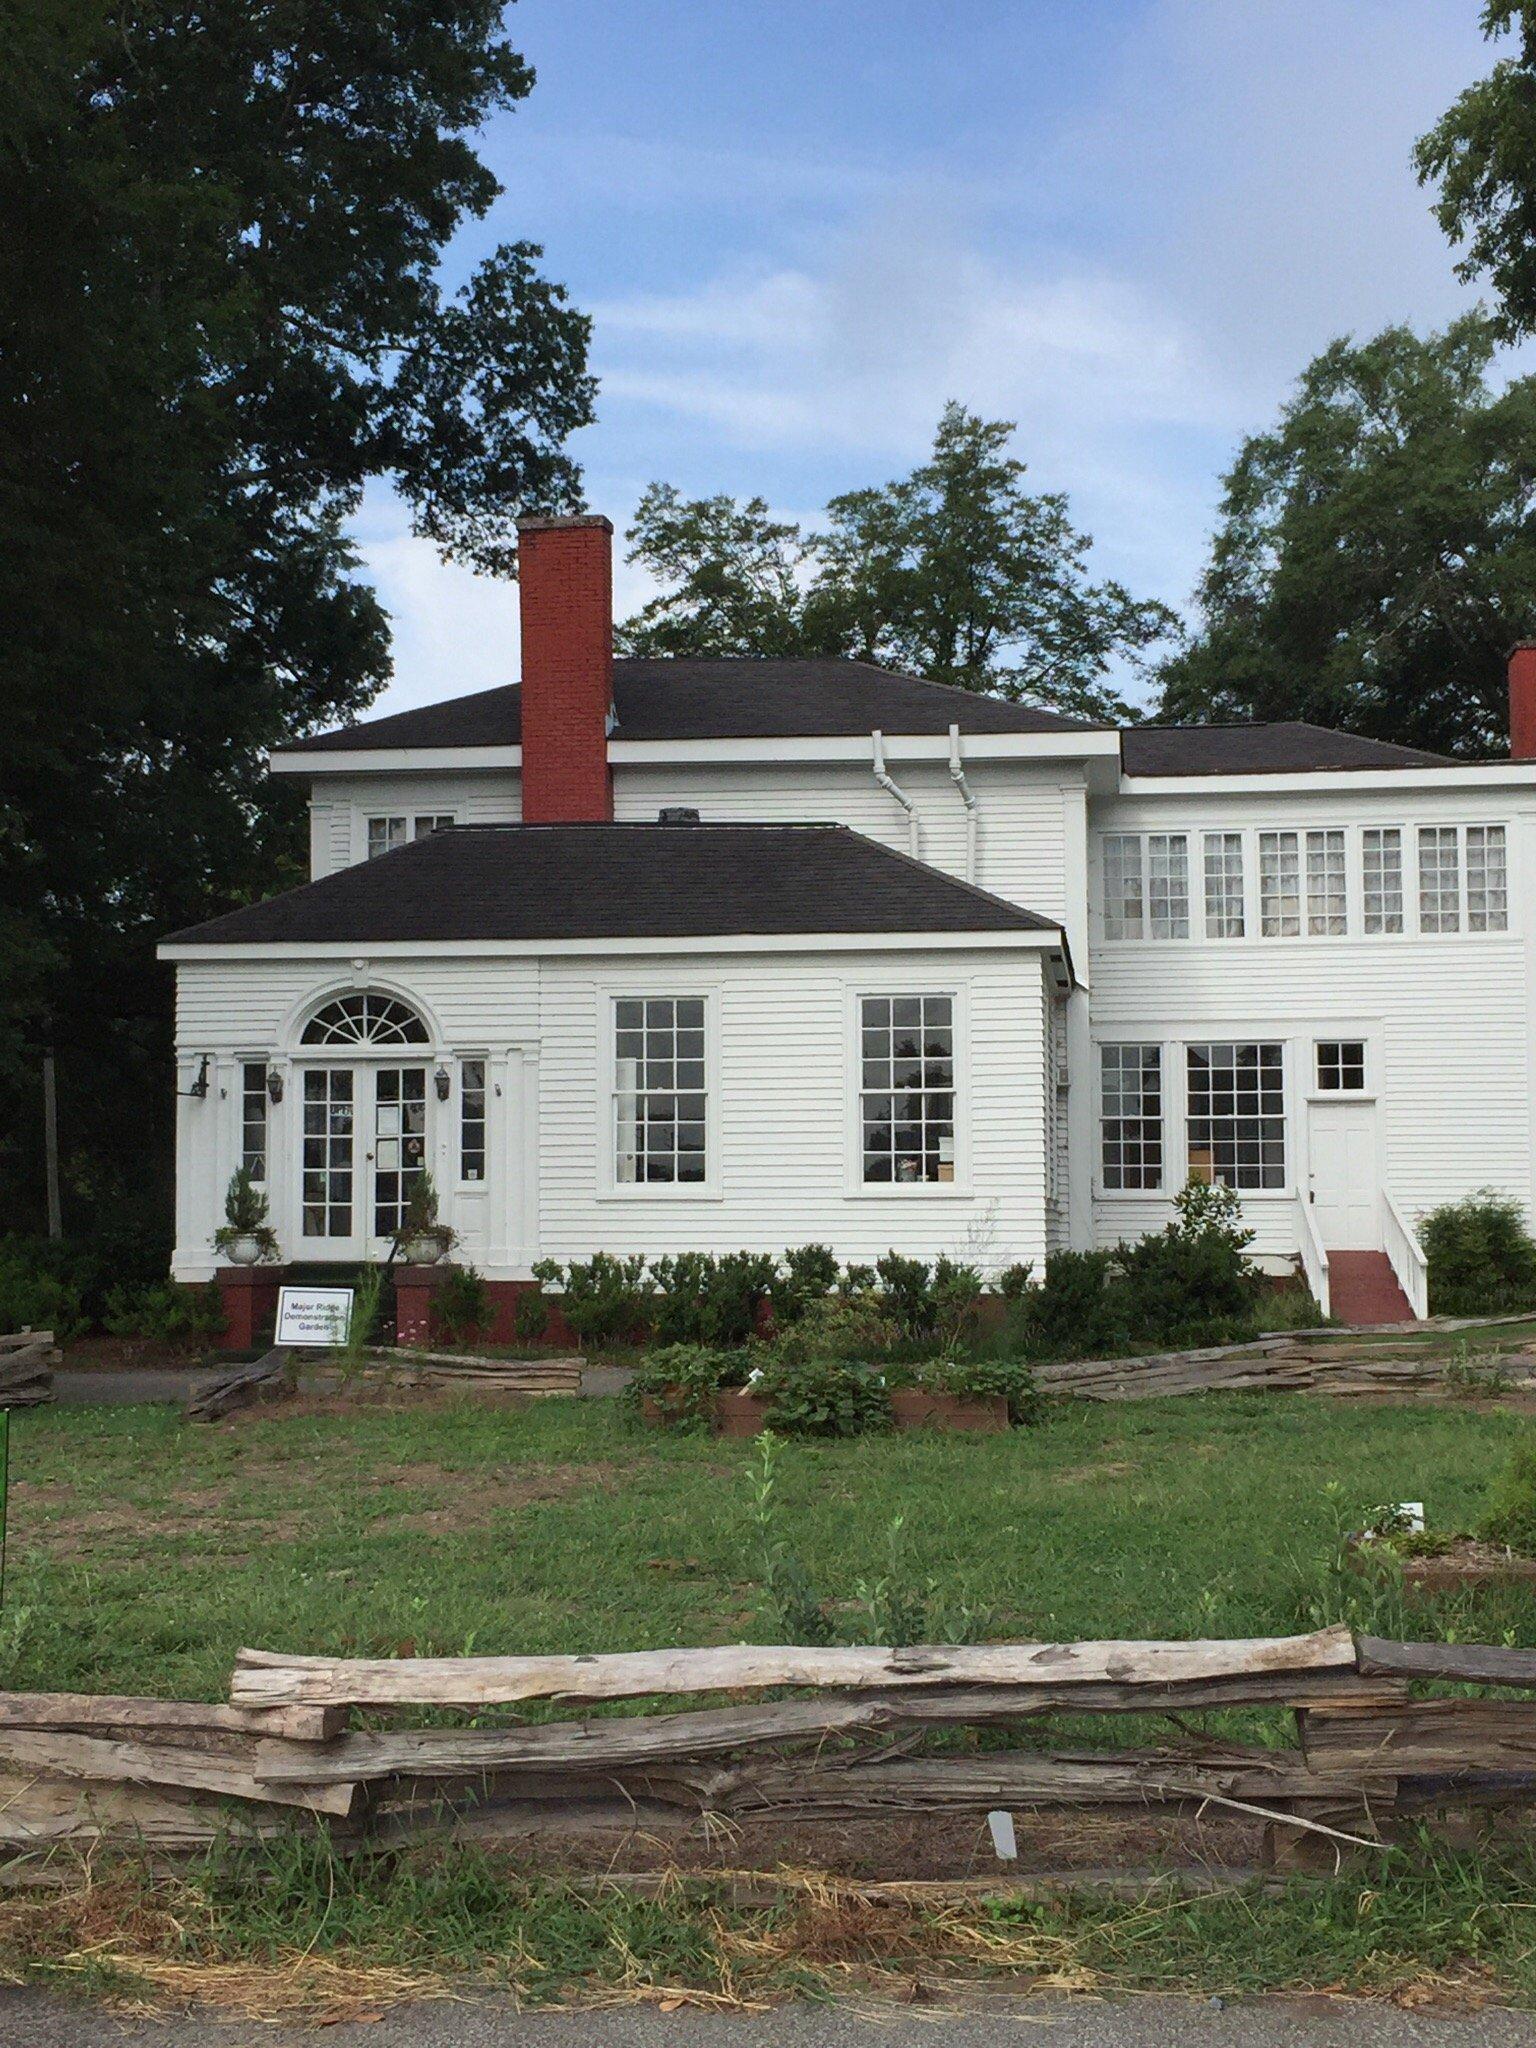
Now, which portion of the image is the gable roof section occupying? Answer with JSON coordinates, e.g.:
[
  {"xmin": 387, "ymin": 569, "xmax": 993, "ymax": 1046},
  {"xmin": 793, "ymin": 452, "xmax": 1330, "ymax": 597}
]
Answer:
[
  {"xmin": 163, "ymin": 823, "xmax": 1062, "ymax": 948},
  {"xmin": 1121, "ymin": 722, "xmax": 1452, "ymax": 777},
  {"xmin": 280, "ymin": 658, "xmax": 1102, "ymax": 755}
]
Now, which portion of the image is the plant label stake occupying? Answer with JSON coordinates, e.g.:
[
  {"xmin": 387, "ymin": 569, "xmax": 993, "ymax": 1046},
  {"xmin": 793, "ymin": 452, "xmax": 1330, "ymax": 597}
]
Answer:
[{"xmin": 987, "ymin": 1809, "xmax": 1017, "ymax": 1862}]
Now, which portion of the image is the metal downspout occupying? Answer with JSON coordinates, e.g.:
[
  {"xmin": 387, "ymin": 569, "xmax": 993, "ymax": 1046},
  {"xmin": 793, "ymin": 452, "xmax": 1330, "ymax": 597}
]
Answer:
[{"xmin": 871, "ymin": 730, "xmax": 920, "ymax": 858}]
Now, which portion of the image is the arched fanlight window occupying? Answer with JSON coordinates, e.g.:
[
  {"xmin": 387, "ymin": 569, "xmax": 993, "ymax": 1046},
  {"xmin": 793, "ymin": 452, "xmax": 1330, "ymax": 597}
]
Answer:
[{"xmin": 300, "ymin": 994, "xmax": 429, "ymax": 1047}]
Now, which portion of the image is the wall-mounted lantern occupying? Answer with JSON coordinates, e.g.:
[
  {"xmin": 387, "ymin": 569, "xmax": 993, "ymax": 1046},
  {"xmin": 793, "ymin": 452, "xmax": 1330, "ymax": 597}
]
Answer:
[
  {"xmin": 266, "ymin": 1068, "xmax": 284, "ymax": 1105},
  {"xmin": 434, "ymin": 1066, "xmax": 451, "ymax": 1102},
  {"xmin": 181, "ymin": 1055, "xmax": 210, "ymax": 1100}
]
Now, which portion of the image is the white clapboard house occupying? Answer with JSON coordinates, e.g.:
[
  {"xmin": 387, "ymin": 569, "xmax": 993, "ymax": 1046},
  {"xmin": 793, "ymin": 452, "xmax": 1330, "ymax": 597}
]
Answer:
[{"xmin": 160, "ymin": 516, "xmax": 1536, "ymax": 1323}]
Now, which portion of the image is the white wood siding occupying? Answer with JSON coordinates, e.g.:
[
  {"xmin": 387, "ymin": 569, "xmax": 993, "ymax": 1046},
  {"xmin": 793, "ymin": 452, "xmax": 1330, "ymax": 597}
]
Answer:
[{"xmin": 308, "ymin": 772, "xmax": 523, "ymax": 876}]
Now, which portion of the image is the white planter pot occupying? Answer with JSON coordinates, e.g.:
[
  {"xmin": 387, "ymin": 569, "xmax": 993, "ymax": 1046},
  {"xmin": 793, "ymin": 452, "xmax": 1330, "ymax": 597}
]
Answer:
[
  {"xmin": 223, "ymin": 1233, "xmax": 265, "ymax": 1267},
  {"xmin": 401, "ymin": 1233, "xmax": 447, "ymax": 1266}
]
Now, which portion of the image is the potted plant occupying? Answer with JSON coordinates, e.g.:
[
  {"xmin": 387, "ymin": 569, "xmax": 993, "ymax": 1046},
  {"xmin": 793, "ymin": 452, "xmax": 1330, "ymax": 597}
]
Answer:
[
  {"xmin": 211, "ymin": 1167, "xmax": 279, "ymax": 1265},
  {"xmin": 395, "ymin": 1172, "xmax": 455, "ymax": 1265}
]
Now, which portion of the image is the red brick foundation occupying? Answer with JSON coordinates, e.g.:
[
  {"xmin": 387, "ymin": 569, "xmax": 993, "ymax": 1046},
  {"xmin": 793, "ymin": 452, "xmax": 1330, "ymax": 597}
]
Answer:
[
  {"xmin": 394, "ymin": 1263, "xmax": 453, "ymax": 1348},
  {"xmin": 214, "ymin": 1265, "xmax": 286, "ymax": 1352}
]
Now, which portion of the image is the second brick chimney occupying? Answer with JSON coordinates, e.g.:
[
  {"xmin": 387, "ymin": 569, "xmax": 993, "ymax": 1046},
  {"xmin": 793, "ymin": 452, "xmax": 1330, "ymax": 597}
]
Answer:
[
  {"xmin": 1512, "ymin": 644, "xmax": 1536, "ymax": 762},
  {"xmin": 518, "ymin": 514, "xmax": 614, "ymax": 822}
]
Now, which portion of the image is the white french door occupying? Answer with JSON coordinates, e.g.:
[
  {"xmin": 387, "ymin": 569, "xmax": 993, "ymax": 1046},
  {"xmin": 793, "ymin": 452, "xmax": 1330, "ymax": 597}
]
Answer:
[{"xmin": 300, "ymin": 1062, "xmax": 429, "ymax": 1256}]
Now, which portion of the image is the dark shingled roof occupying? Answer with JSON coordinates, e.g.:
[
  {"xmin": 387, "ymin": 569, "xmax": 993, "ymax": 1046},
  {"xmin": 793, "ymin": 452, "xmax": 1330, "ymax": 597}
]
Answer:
[
  {"xmin": 165, "ymin": 823, "xmax": 1062, "ymax": 947},
  {"xmin": 281, "ymin": 658, "xmax": 1102, "ymax": 754},
  {"xmin": 1121, "ymin": 723, "xmax": 1452, "ymax": 777}
]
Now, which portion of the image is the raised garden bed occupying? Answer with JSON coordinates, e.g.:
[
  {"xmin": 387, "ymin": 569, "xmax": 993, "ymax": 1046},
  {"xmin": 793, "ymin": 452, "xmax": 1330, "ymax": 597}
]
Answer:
[
  {"xmin": 888, "ymin": 1388, "xmax": 1008, "ymax": 1433},
  {"xmin": 639, "ymin": 1384, "xmax": 1015, "ymax": 1435},
  {"xmin": 1348, "ymin": 1531, "xmax": 1536, "ymax": 1596}
]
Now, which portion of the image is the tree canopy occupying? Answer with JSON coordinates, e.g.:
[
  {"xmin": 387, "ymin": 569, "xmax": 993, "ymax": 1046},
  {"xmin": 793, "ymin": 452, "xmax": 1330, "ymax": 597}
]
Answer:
[
  {"xmin": 0, "ymin": 0, "xmax": 594, "ymax": 1242},
  {"xmin": 1155, "ymin": 316, "xmax": 1536, "ymax": 756},
  {"xmin": 619, "ymin": 403, "xmax": 1178, "ymax": 720}
]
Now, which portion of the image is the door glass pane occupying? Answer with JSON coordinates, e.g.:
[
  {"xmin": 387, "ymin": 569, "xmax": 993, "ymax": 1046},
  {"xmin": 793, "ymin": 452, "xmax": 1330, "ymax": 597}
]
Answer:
[
  {"xmin": 301, "ymin": 1069, "xmax": 354, "ymax": 1237},
  {"xmin": 374, "ymin": 1066, "xmax": 428, "ymax": 1237}
]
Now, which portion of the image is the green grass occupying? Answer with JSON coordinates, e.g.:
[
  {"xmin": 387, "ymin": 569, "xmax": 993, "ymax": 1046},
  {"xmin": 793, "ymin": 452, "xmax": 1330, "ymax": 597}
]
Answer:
[{"xmin": 4, "ymin": 1390, "xmax": 1533, "ymax": 1697}]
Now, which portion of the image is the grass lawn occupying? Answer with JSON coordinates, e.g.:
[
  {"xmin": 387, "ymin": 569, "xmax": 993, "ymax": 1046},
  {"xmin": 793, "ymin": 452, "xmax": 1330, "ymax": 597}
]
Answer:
[{"xmin": 8, "ymin": 1387, "xmax": 1536, "ymax": 2017}]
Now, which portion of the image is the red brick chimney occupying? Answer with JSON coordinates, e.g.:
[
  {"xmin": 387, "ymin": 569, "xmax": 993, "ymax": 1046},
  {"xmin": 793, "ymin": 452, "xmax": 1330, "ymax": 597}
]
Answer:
[
  {"xmin": 518, "ymin": 514, "xmax": 614, "ymax": 822},
  {"xmin": 1511, "ymin": 643, "xmax": 1536, "ymax": 762}
]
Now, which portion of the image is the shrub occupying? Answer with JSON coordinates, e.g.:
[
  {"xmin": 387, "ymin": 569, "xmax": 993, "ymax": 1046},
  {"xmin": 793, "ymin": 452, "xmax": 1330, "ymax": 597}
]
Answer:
[
  {"xmin": 930, "ymin": 1254, "xmax": 984, "ymax": 1345},
  {"xmin": 625, "ymin": 1343, "xmax": 734, "ymax": 1429},
  {"xmin": 1419, "ymin": 1189, "xmax": 1536, "ymax": 1316},
  {"xmin": 512, "ymin": 1288, "xmax": 550, "ymax": 1343},
  {"xmin": 1015, "ymin": 1248, "xmax": 1124, "ymax": 1358},
  {"xmin": 873, "ymin": 1252, "xmax": 933, "ymax": 1336},
  {"xmin": 0, "ymin": 1243, "xmax": 86, "ymax": 1340},
  {"xmin": 650, "ymin": 1251, "xmax": 777, "ymax": 1347},
  {"xmin": 754, "ymin": 1356, "xmax": 890, "ymax": 1438},
  {"xmin": 531, "ymin": 1253, "xmax": 649, "ymax": 1350},
  {"xmin": 771, "ymin": 1244, "xmax": 840, "ymax": 1326},
  {"xmin": 102, "ymin": 1280, "xmax": 224, "ymax": 1352},
  {"xmin": 995, "ymin": 1261, "xmax": 1034, "ymax": 1301},
  {"xmin": 1115, "ymin": 1179, "xmax": 1262, "ymax": 1347},
  {"xmin": 1478, "ymin": 1432, "xmax": 1536, "ymax": 1556},
  {"xmin": 763, "ymin": 1291, "xmax": 902, "ymax": 1365},
  {"xmin": 432, "ymin": 1265, "xmax": 493, "ymax": 1346}
]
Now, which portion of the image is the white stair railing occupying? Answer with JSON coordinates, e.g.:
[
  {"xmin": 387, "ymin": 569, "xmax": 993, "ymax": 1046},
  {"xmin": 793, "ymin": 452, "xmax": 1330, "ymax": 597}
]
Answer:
[
  {"xmin": 1382, "ymin": 1191, "xmax": 1429, "ymax": 1321},
  {"xmin": 1297, "ymin": 1196, "xmax": 1331, "ymax": 1321}
]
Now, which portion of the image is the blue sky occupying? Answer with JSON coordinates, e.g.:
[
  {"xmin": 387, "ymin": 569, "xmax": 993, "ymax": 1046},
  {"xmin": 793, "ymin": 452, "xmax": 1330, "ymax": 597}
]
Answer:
[{"xmin": 355, "ymin": 0, "xmax": 1495, "ymax": 716}]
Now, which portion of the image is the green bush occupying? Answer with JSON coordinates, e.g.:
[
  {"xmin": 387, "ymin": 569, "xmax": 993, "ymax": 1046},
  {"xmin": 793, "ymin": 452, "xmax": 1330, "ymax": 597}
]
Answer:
[
  {"xmin": 531, "ymin": 1253, "xmax": 649, "ymax": 1349},
  {"xmin": 770, "ymin": 1244, "xmax": 840, "ymax": 1326},
  {"xmin": 0, "ymin": 1243, "xmax": 87, "ymax": 1340},
  {"xmin": 1419, "ymin": 1190, "xmax": 1536, "ymax": 1316},
  {"xmin": 1013, "ymin": 1248, "xmax": 1125, "ymax": 1358},
  {"xmin": 762, "ymin": 1291, "xmax": 902, "ymax": 1365},
  {"xmin": 102, "ymin": 1280, "xmax": 224, "ymax": 1351},
  {"xmin": 650, "ymin": 1250, "xmax": 777, "ymax": 1347},
  {"xmin": 921, "ymin": 1354, "xmax": 1044, "ymax": 1425},
  {"xmin": 512, "ymin": 1288, "xmax": 549, "ymax": 1343},
  {"xmin": 754, "ymin": 1356, "xmax": 890, "ymax": 1438},
  {"xmin": 1478, "ymin": 1432, "xmax": 1536, "ymax": 1556},
  {"xmin": 625, "ymin": 1343, "xmax": 734, "ymax": 1429},
  {"xmin": 431, "ymin": 1265, "xmax": 493, "ymax": 1346},
  {"xmin": 1114, "ymin": 1179, "xmax": 1262, "ymax": 1347}
]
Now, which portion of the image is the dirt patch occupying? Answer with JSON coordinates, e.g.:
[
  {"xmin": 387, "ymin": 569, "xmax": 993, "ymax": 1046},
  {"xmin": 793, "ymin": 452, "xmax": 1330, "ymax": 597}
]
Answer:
[
  {"xmin": 386, "ymin": 1460, "xmax": 621, "ymax": 1534},
  {"xmin": 1056, "ymin": 1461, "xmax": 1135, "ymax": 1484}
]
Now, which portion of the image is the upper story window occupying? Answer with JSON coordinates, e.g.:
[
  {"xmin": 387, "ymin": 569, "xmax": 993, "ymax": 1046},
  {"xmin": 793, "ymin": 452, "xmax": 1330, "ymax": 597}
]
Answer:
[
  {"xmin": 1258, "ymin": 831, "xmax": 1301, "ymax": 937},
  {"xmin": 614, "ymin": 997, "xmax": 707, "ymax": 1185},
  {"xmin": 1468, "ymin": 825, "xmax": 1508, "ymax": 931},
  {"xmin": 1305, "ymin": 829, "xmax": 1347, "ymax": 934},
  {"xmin": 860, "ymin": 994, "xmax": 956, "ymax": 1184},
  {"xmin": 1202, "ymin": 832, "xmax": 1245, "ymax": 939},
  {"xmin": 1418, "ymin": 826, "xmax": 1460, "ymax": 932},
  {"xmin": 367, "ymin": 813, "xmax": 454, "ymax": 860},
  {"xmin": 1102, "ymin": 833, "xmax": 1189, "ymax": 940},
  {"xmin": 1363, "ymin": 828, "xmax": 1403, "ymax": 933}
]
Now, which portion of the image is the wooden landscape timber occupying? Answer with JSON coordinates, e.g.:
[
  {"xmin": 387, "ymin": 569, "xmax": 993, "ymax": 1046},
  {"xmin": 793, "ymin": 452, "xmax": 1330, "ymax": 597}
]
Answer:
[
  {"xmin": 4, "ymin": 1628, "xmax": 1536, "ymax": 1864},
  {"xmin": 372, "ymin": 1348, "xmax": 582, "ymax": 1393},
  {"xmin": 184, "ymin": 1348, "xmax": 291, "ymax": 1422},
  {"xmin": 1031, "ymin": 1331, "xmax": 1536, "ymax": 1402},
  {"xmin": 0, "ymin": 1329, "xmax": 57, "ymax": 1408}
]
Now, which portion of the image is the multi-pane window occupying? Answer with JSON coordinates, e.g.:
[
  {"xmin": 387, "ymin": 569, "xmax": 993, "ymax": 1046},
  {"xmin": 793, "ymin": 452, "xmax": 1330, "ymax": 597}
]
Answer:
[
  {"xmin": 241, "ymin": 1062, "xmax": 268, "ymax": 1183},
  {"xmin": 460, "ymin": 1059, "xmax": 487, "ymax": 1183},
  {"xmin": 366, "ymin": 814, "xmax": 454, "ymax": 860},
  {"xmin": 1418, "ymin": 826, "xmax": 1461, "ymax": 933},
  {"xmin": 372, "ymin": 1067, "xmax": 427, "ymax": 1237},
  {"xmin": 614, "ymin": 998, "xmax": 707, "ymax": 1184},
  {"xmin": 1101, "ymin": 834, "xmax": 1188, "ymax": 939},
  {"xmin": 1316, "ymin": 1041, "xmax": 1366, "ymax": 1093},
  {"xmin": 1187, "ymin": 1042, "xmax": 1286, "ymax": 1190},
  {"xmin": 1468, "ymin": 826, "xmax": 1508, "ymax": 932},
  {"xmin": 1102, "ymin": 834, "xmax": 1145, "ymax": 940},
  {"xmin": 1258, "ymin": 832, "xmax": 1301, "ymax": 937},
  {"xmin": 1305, "ymin": 830, "xmax": 1347, "ymax": 935},
  {"xmin": 1100, "ymin": 1044, "xmax": 1163, "ymax": 1190},
  {"xmin": 1363, "ymin": 828, "xmax": 1404, "ymax": 934},
  {"xmin": 301, "ymin": 995, "xmax": 428, "ymax": 1046},
  {"xmin": 301, "ymin": 1069, "xmax": 354, "ymax": 1238},
  {"xmin": 1202, "ymin": 833, "xmax": 1245, "ymax": 939},
  {"xmin": 860, "ymin": 995, "xmax": 956, "ymax": 1184}
]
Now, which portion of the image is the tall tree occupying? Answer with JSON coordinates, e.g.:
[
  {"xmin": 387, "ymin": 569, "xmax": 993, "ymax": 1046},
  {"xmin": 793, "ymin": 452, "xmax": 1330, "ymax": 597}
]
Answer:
[
  {"xmin": 618, "ymin": 404, "xmax": 1177, "ymax": 719},
  {"xmin": 0, "ymin": 0, "xmax": 594, "ymax": 1244},
  {"xmin": 1416, "ymin": 3, "xmax": 1536, "ymax": 340},
  {"xmin": 1156, "ymin": 316, "xmax": 1536, "ymax": 757}
]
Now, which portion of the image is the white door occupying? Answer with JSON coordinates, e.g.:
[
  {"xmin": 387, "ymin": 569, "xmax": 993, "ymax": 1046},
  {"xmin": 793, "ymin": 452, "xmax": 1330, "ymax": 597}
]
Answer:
[
  {"xmin": 299, "ymin": 1062, "xmax": 429, "ymax": 1257},
  {"xmin": 1308, "ymin": 1101, "xmax": 1378, "ymax": 1249}
]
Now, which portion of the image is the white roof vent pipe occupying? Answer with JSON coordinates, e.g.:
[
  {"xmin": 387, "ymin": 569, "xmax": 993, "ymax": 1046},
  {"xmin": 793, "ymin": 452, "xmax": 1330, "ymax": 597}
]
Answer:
[
  {"xmin": 948, "ymin": 723, "xmax": 978, "ymax": 883},
  {"xmin": 871, "ymin": 730, "xmax": 920, "ymax": 859}
]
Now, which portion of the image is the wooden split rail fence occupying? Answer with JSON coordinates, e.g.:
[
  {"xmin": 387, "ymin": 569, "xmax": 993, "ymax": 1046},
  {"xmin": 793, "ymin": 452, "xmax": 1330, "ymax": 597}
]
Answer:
[
  {"xmin": 0, "ymin": 1330, "xmax": 57, "ymax": 1409},
  {"xmin": 7, "ymin": 1627, "xmax": 1536, "ymax": 1860}
]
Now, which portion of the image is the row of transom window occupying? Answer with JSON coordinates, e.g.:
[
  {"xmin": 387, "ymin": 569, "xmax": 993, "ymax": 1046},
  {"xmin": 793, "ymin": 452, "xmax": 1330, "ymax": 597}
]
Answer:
[{"xmin": 1099, "ymin": 824, "xmax": 1507, "ymax": 941}]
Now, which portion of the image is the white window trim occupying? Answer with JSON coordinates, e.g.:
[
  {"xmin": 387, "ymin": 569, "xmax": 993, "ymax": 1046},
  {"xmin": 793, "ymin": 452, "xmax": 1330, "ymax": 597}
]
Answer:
[
  {"xmin": 1097, "ymin": 1040, "xmax": 1166, "ymax": 1193},
  {"xmin": 1090, "ymin": 1028, "xmax": 1298, "ymax": 1201},
  {"xmin": 597, "ymin": 988, "xmax": 722, "ymax": 1202},
  {"xmin": 843, "ymin": 982, "xmax": 971, "ymax": 1199}
]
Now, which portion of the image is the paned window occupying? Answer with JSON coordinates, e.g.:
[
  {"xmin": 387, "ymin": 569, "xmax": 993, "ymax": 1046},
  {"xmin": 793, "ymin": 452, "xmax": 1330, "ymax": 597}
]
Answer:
[
  {"xmin": 371, "ymin": 1067, "xmax": 427, "ymax": 1238},
  {"xmin": 1146, "ymin": 833, "xmax": 1190, "ymax": 939},
  {"xmin": 241, "ymin": 1062, "xmax": 268, "ymax": 1183},
  {"xmin": 860, "ymin": 995, "xmax": 956, "ymax": 1184},
  {"xmin": 366, "ymin": 814, "xmax": 454, "ymax": 860},
  {"xmin": 1187, "ymin": 1042, "xmax": 1286, "ymax": 1190},
  {"xmin": 1418, "ymin": 826, "xmax": 1461, "ymax": 932},
  {"xmin": 1468, "ymin": 825, "xmax": 1508, "ymax": 932},
  {"xmin": 1316, "ymin": 1041, "xmax": 1366, "ymax": 1093},
  {"xmin": 1100, "ymin": 1044, "xmax": 1163, "ymax": 1190},
  {"xmin": 460, "ymin": 1059, "xmax": 487, "ymax": 1183},
  {"xmin": 1305, "ymin": 829, "xmax": 1347, "ymax": 935},
  {"xmin": 1202, "ymin": 832, "xmax": 1245, "ymax": 939},
  {"xmin": 1102, "ymin": 834, "xmax": 1145, "ymax": 940},
  {"xmin": 614, "ymin": 998, "xmax": 707, "ymax": 1184},
  {"xmin": 301, "ymin": 1069, "xmax": 354, "ymax": 1238},
  {"xmin": 1363, "ymin": 828, "xmax": 1403, "ymax": 934},
  {"xmin": 1258, "ymin": 831, "xmax": 1301, "ymax": 937},
  {"xmin": 301, "ymin": 995, "xmax": 428, "ymax": 1046}
]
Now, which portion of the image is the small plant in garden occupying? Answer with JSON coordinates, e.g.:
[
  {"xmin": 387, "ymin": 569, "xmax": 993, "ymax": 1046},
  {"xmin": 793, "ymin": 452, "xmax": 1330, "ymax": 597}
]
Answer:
[
  {"xmin": 512, "ymin": 1287, "xmax": 549, "ymax": 1343},
  {"xmin": 995, "ymin": 1261, "xmax": 1034, "ymax": 1301},
  {"xmin": 432, "ymin": 1264, "xmax": 493, "ymax": 1346},
  {"xmin": 874, "ymin": 1251, "xmax": 934, "ymax": 1336},
  {"xmin": 753, "ymin": 1355, "xmax": 890, "ymax": 1438},
  {"xmin": 1478, "ymin": 1433, "xmax": 1536, "ymax": 1557},
  {"xmin": 1420, "ymin": 1189, "xmax": 1536, "ymax": 1316},
  {"xmin": 1445, "ymin": 1340, "xmax": 1513, "ymax": 1400},
  {"xmin": 651, "ymin": 1250, "xmax": 776, "ymax": 1346},
  {"xmin": 763, "ymin": 1290, "xmax": 901, "ymax": 1365},
  {"xmin": 851, "ymin": 1513, "xmax": 998, "ymax": 1648},
  {"xmin": 922, "ymin": 1354, "xmax": 1043, "ymax": 1425},
  {"xmin": 746, "ymin": 1431, "xmax": 832, "ymax": 1642},
  {"xmin": 625, "ymin": 1343, "xmax": 734, "ymax": 1429},
  {"xmin": 532, "ymin": 1252, "xmax": 649, "ymax": 1349},
  {"xmin": 211, "ymin": 1167, "xmax": 279, "ymax": 1262},
  {"xmin": 770, "ymin": 1243, "xmax": 840, "ymax": 1326},
  {"xmin": 335, "ymin": 1261, "xmax": 383, "ymax": 1377},
  {"xmin": 0, "ymin": 1242, "xmax": 87, "ymax": 1339}
]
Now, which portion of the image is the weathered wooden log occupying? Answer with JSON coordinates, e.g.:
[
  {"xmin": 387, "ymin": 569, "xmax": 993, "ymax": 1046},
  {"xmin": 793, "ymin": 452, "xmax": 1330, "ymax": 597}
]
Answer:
[
  {"xmin": 1357, "ymin": 1635, "xmax": 1536, "ymax": 1691},
  {"xmin": 1300, "ymin": 1698, "xmax": 1536, "ymax": 1775},
  {"xmin": 231, "ymin": 1625, "xmax": 1358, "ymax": 1712},
  {"xmin": 254, "ymin": 1667, "xmax": 1405, "ymax": 1788},
  {"xmin": 0, "ymin": 1689, "xmax": 340, "ymax": 1743},
  {"xmin": 185, "ymin": 1348, "xmax": 291, "ymax": 1422},
  {"xmin": 0, "ymin": 1727, "xmax": 359, "ymax": 1817},
  {"xmin": 0, "ymin": 1769, "xmax": 304, "ymax": 1849}
]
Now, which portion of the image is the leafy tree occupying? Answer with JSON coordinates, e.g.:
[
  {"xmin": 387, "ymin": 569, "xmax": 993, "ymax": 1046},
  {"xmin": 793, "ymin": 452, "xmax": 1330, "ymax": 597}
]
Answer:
[
  {"xmin": 1416, "ymin": 4, "xmax": 1536, "ymax": 340},
  {"xmin": 0, "ymin": 1, "xmax": 594, "ymax": 1240},
  {"xmin": 1156, "ymin": 316, "xmax": 1536, "ymax": 756},
  {"xmin": 618, "ymin": 404, "xmax": 1177, "ymax": 718}
]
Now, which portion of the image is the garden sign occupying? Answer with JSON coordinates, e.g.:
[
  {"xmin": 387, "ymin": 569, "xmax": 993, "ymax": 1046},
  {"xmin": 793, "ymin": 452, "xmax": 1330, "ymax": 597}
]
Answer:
[{"xmin": 275, "ymin": 1286, "xmax": 355, "ymax": 1349}]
